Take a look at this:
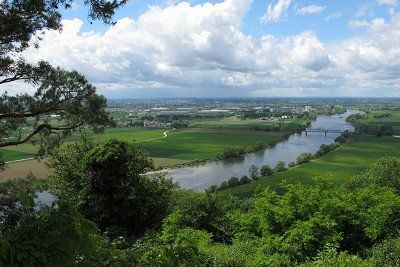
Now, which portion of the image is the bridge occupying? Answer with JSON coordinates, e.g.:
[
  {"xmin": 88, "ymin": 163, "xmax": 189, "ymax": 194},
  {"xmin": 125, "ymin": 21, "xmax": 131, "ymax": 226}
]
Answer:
[{"xmin": 305, "ymin": 128, "xmax": 344, "ymax": 137}]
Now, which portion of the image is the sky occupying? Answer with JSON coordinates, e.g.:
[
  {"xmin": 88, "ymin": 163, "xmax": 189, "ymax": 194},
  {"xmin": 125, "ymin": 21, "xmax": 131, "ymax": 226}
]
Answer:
[{"xmin": 8, "ymin": 0, "xmax": 400, "ymax": 98}]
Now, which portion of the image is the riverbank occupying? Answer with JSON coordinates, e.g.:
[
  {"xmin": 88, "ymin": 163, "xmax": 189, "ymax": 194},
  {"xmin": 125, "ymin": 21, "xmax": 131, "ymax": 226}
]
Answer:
[{"xmin": 222, "ymin": 134, "xmax": 400, "ymax": 198}]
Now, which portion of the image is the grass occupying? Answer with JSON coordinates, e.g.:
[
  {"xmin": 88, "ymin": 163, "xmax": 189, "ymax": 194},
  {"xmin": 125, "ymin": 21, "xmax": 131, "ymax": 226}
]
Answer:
[
  {"xmin": 223, "ymin": 135, "xmax": 400, "ymax": 198},
  {"xmin": 141, "ymin": 128, "xmax": 283, "ymax": 161},
  {"xmin": 191, "ymin": 116, "xmax": 306, "ymax": 132},
  {"xmin": 360, "ymin": 110, "xmax": 400, "ymax": 134},
  {"xmin": 0, "ymin": 127, "xmax": 283, "ymax": 180},
  {"xmin": 0, "ymin": 127, "xmax": 167, "ymax": 162}
]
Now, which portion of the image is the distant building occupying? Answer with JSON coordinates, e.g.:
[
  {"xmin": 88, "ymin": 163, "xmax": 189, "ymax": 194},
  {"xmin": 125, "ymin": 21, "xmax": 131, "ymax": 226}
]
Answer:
[{"xmin": 199, "ymin": 109, "xmax": 230, "ymax": 115}]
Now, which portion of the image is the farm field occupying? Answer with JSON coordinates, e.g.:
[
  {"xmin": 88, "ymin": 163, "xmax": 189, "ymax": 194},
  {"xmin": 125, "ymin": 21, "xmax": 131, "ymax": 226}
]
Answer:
[
  {"xmin": 141, "ymin": 128, "xmax": 283, "ymax": 161},
  {"xmin": 0, "ymin": 127, "xmax": 168, "ymax": 162},
  {"xmin": 0, "ymin": 127, "xmax": 283, "ymax": 180},
  {"xmin": 223, "ymin": 134, "xmax": 400, "ymax": 198},
  {"xmin": 359, "ymin": 110, "xmax": 400, "ymax": 134},
  {"xmin": 190, "ymin": 116, "xmax": 307, "ymax": 132}
]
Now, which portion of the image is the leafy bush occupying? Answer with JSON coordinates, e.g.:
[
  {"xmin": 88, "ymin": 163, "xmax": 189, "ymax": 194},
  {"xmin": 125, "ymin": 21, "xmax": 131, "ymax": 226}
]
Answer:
[
  {"xmin": 219, "ymin": 146, "xmax": 246, "ymax": 159},
  {"xmin": 239, "ymin": 175, "xmax": 251, "ymax": 185},
  {"xmin": 260, "ymin": 164, "xmax": 274, "ymax": 176},
  {"xmin": 0, "ymin": 181, "xmax": 109, "ymax": 266},
  {"xmin": 296, "ymin": 152, "xmax": 314, "ymax": 165},
  {"xmin": 249, "ymin": 165, "xmax": 259, "ymax": 180},
  {"xmin": 274, "ymin": 161, "xmax": 287, "ymax": 173}
]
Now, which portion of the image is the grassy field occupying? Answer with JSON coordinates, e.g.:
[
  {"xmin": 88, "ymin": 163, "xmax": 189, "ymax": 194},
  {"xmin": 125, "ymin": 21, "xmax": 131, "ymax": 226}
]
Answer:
[
  {"xmin": 0, "ymin": 127, "xmax": 167, "ymax": 162},
  {"xmin": 142, "ymin": 128, "xmax": 283, "ymax": 161},
  {"xmin": 190, "ymin": 116, "xmax": 306, "ymax": 132},
  {"xmin": 360, "ymin": 110, "xmax": 400, "ymax": 134},
  {"xmin": 0, "ymin": 127, "xmax": 283, "ymax": 180},
  {"xmin": 223, "ymin": 135, "xmax": 400, "ymax": 198}
]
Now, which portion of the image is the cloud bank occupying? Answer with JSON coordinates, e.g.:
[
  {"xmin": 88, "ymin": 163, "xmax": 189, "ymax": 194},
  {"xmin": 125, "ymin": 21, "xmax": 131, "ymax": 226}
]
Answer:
[{"xmin": 18, "ymin": 0, "xmax": 400, "ymax": 97}]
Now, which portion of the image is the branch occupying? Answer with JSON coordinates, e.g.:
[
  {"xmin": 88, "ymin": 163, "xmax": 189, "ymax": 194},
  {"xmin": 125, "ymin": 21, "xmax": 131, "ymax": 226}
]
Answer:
[{"xmin": 0, "ymin": 123, "xmax": 84, "ymax": 147}]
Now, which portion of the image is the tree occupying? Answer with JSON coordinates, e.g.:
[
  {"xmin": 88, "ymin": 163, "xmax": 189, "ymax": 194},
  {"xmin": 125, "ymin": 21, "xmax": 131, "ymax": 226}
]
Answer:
[
  {"xmin": 0, "ymin": 179, "xmax": 110, "ymax": 266},
  {"xmin": 296, "ymin": 153, "xmax": 313, "ymax": 165},
  {"xmin": 80, "ymin": 139, "xmax": 174, "ymax": 237},
  {"xmin": 0, "ymin": 0, "xmax": 127, "ymax": 163},
  {"xmin": 249, "ymin": 165, "xmax": 259, "ymax": 180},
  {"xmin": 260, "ymin": 165, "xmax": 273, "ymax": 176},
  {"xmin": 274, "ymin": 161, "xmax": 286, "ymax": 173},
  {"xmin": 363, "ymin": 157, "xmax": 400, "ymax": 194},
  {"xmin": 227, "ymin": 176, "xmax": 239, "ymax": 188},
  {"xmin": 239, "ymin": 175, "xmax": 251, "ymax": 184}
]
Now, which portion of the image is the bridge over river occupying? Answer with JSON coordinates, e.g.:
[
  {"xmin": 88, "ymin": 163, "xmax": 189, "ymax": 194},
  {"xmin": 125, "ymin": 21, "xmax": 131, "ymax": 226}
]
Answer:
[{"xmin": 305, "ymin": 128, "xmax": 344, "ymax": 137}]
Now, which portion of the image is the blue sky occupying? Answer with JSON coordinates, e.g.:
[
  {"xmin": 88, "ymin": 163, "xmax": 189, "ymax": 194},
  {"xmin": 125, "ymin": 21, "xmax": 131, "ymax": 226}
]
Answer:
[
  {"xmin": 63, "ymin": 0, "xmax": 395, "ymax": 42},
  {"xmin": 11, "ymin": 0, "xmax": 400, "ymax": 98}
]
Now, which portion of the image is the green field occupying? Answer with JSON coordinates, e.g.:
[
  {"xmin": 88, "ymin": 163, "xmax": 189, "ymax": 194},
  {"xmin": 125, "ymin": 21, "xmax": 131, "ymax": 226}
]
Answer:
[
  {"xmin": 0, "ymin": 127, "xmax": 282, "ymax": 166},
  {"xmin": 141, "ymin": 128, "xmax": 283, "ymax": 161},
  {"xmin": 191, "ymin": 116, "xmax": 306, "ymax": 132},
  {"xmin": 360, "ymin": 110, "xmax": 400, "ymax": 134},
  {"xmin": 223, "ymin": 135, "xmax": 400, "ymax": 198},
  {"xmin": 0, "ymin": 127, "xmax": 167, "ymax": 162}
]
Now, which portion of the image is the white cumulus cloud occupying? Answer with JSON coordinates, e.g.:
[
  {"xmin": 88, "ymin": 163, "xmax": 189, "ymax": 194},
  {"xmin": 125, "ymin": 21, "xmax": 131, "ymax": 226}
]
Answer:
[{"xmin": 6, "ymin": 0, "xmax": 400, "ymax": 97}]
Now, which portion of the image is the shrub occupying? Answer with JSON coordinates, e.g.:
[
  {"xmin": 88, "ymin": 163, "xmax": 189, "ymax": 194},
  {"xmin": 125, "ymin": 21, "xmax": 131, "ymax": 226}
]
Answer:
[
  {"xmin": 274, "ymin": 161, "xmax": 286, "ymax": 173},
  {"xmin": 239, "ymin": 175, "xmax": 251, "ymax": 184},
  {"xmin": 220, "ymin": 147, "xmax": 246, "ymax": 159},
  {"xmin": 288, "ymin": 162, "xmax": 297, "ymax": 168},
  {"xmin": 249, "ymin": 165, "xmax": 259, "ymax": 180},
  {"xmin": 260, "ymin": 165, "xmax": 274, "ymax": 176},
  {"xmin": 296, "ymin": 153, "xmax": 313, "ymax": 165}
]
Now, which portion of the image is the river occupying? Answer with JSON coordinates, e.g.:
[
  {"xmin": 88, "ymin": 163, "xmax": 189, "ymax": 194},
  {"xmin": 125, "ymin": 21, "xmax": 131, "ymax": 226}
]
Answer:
[{"xmin": 165, "ymin": 110, "xmax": 359, "ymax": 191}]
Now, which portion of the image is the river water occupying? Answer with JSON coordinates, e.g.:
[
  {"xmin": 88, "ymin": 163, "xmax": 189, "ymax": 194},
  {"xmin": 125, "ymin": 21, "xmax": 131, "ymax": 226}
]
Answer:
[{"xmin": 165, "ymin": 110, "xmax": 359, "ymax": 191}]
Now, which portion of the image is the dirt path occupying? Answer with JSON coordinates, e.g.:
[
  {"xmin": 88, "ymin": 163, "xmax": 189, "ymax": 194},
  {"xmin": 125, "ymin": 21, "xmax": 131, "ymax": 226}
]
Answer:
[{"xmin": 135, "ymin": 128, "xmax": 176, "ymax": 143}]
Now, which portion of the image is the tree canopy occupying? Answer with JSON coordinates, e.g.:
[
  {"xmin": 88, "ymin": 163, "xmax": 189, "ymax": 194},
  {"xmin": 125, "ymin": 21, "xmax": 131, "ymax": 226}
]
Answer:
[{"xmin": 0, "ymin": 0, "xmax": 126, "ymax": 162}]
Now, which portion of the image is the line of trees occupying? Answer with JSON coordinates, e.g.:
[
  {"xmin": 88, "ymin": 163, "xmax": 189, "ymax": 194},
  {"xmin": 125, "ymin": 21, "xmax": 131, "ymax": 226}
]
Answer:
[{"xmin": 346, "ymin": 114, "xmax": 394, "ymax": 136}]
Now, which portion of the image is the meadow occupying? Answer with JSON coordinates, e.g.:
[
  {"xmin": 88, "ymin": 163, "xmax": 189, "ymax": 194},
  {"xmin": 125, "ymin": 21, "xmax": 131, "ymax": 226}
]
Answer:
[
  {"xmin": 0, "ymin": 127, "xmax": 168, "ymax": 162},
  {"xmin": 190, "ymin": 116, "xmax": 307, "ymax": 132},
  {"xmin": 141, "ymin": 128, "xmax": 283, "ymax": 161},
  {"xmin": 360, "ymin": 110, "xmax": 400, "ymax": 134},
  {"xmin": 0, "ymin": 127, "xmax": 283, "ymax": 180},
  {"xmin": 223, "ymin": 134, "xmax": 400, "ymax": 198}
]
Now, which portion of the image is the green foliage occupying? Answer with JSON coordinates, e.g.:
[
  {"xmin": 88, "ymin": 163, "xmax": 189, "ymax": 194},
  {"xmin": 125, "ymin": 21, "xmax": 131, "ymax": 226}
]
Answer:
[
  {"xmin": 296, "ymin": 152, "xmax": 314, "ymax": 165},
  {"xmin": 260, "ymin": 164, "xmax": 274, "ymax": 176},
  {"xmin": 249, "ymin": 165, "xmax": 259, "ymax": 180},
  {"xmin": 288, "ymin": 161, "xmax": 297, "ymax": 168},
  {"xmin": 49, "ymin": 139, "xmax": 174, "ymax": 238},
  {"xmin": 169, "ymin": 190, "xmax": 247, "ymax": 243},
  {"xmin": 315, "ymin": 142, "xmax": 341, "ymax": 157},
  {"xmin": 79, "ymin": 139, "xmax": 173, "ymax": 237},
  {"xmin": 228, "ymin": 178, "xmax": 400, "ymax": 265},
  {"xmin": 0, "ymin": 181, "xmax": 110, "ymax": 266},
  {"xmin": 370, "ymin": 237, "xmax": 400, "ymax": 267},
  {"xmin": 348, "ymin": 157, "xmax": 400, "ymax": 194},
  {"xmin": 239, "ymin": 175, "xmax": 251, "ymax": 185},
  {"xmin": 219, "ymin": 146, "xmax": 246, "ymax": 159},
  {"xmin": 347, "ymin": 114, "xmax": 394, "ymax": 136},
  {"xmin": 47, "ymin": 140, "xmax": 94, "ymax": 192},
  {"xmin": 0, "ymin": 0, "xmax": 124, "ymax": 155},
  {"xmin": 274, "ymin": 161, "xmax": 286, "ymax": 173},
  {"xmin": 300, "ymin": 245, "xmax": 369, "ymax": 267}
]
